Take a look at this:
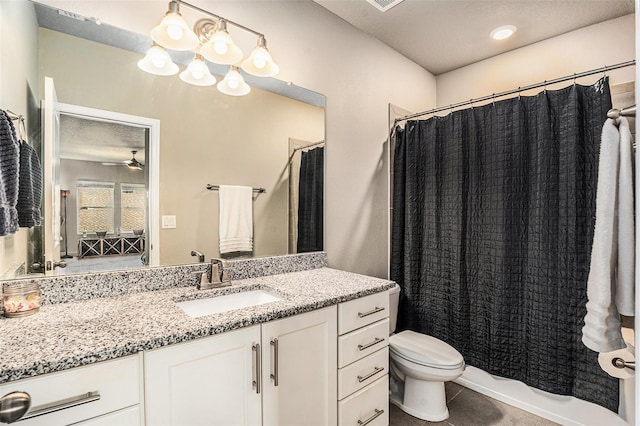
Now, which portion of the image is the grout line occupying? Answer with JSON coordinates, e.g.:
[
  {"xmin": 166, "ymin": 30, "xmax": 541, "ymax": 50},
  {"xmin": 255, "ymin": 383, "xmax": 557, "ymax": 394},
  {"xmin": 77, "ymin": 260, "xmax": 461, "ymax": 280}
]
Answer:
[{"xmin": 446, "ymin": 387, "xmax": 464, "ymax": 403}]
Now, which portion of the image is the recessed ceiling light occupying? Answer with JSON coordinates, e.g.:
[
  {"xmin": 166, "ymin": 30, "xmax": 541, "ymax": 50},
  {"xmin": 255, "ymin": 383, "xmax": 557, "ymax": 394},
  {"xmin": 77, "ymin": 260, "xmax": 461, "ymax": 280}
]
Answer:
[{"xmin": 490, "ymin": 25, "xmax": 517, "ymax": 40}]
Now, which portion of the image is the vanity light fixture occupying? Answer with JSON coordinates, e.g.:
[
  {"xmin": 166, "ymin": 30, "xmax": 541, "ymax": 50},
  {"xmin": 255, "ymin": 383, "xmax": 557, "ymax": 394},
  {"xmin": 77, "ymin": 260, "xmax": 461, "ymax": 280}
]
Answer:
[
  {"xmin": 217, "ymin": 66, "xmax": 251, "ymax": 96},
  {"xmin": 201, "ymin": 20, "xmax": 243, "ymax": 65},
  {"xmin": 137, "ymin": 44, "xmax": 179, "ymax": 76},
  {"xmin": 180, "ymin": 53, "xmax": 217, "ymax": 86},
  {"xmin": 241, "ymin": 36, "xmax": 279, "ymax": 77},
  {"xmin": 141, "ymin": 0, "xmax": 280, "ymax": 96},
  {"xmin": 151, "ymin": 1, "xmax": 199, "ymax": 51},
  {"xmin": 490, "ymin": 25, "xmax": 517, "ymax": 40}
]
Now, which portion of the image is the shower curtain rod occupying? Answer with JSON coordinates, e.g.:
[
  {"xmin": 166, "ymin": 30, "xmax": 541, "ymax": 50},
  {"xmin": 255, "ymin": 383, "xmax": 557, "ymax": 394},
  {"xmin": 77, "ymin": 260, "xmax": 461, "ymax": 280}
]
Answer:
[
  {"xmin": 292, "ymin": 141, "xmax": 325, "ymax": 153},
  {"xmin": 394, "ymin": 60, "xmax": 636, "ymax": 125}
]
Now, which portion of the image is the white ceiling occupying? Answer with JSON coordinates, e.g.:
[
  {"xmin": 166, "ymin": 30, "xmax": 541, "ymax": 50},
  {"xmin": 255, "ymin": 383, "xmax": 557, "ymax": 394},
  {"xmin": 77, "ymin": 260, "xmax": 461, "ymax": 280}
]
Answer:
[
  {"xmin": 60, "ymin": 114, "xmax": 146, "ymax": 164},
  {"xmin": 313, "ymin": 0, "xmax": 635, "ymax": 75}
]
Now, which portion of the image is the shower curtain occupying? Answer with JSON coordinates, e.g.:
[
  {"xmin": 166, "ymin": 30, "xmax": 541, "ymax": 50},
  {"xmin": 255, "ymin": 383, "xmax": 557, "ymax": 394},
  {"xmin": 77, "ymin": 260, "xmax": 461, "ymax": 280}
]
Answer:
[
  {"xmin": 391, "ymin": 78, "xmax": 619, "ymax": 411},
  {"xmin": 297, "ymin": 146, "xmax": 324, "ymax": 252}
]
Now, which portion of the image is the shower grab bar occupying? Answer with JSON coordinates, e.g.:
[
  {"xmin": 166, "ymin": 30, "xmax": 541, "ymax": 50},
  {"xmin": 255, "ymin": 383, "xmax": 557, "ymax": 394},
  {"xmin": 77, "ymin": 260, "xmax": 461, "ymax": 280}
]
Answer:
[{"xmin": 612, "ymin": 357, "xmax": 635, "ymax": 371}]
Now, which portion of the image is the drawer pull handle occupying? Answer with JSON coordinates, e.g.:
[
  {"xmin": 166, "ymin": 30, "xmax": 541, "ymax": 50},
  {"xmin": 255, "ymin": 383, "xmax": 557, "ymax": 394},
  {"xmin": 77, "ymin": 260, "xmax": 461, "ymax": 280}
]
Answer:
[
  {"xmin": 357, "ymin": 366, "xmax": 385, "ymax": 383},
  {"xmin": 358, "ymin": 337, "xmax": 385, "ymax": 351},
  {"xmin": 270, "ymin": 338, "xmax": 279, "ymax": 387},
  {"xmin": 358, "ymin": 307, "xmax": 385, "ymax": 318},
  {"xmin": 252, "ymin": 343, "xmax": 261, "ymax": 394},
  {"xmin": 22, "ymin": 391, "xmax": 101, "ymax": 421},
  {"xmin": 357, "ymin": 408, "xmax": 384, "ymax": 426},
  {"xmin": 0, "ymin": 391, "xmax": 31, "ymax": 423}
]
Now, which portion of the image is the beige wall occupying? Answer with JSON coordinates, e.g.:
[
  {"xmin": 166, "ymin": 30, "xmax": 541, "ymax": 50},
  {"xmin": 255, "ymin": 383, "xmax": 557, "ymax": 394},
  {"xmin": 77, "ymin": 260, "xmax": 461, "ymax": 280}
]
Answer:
[
  {"xmin": 36, "ymin": 0, "xmax": 438, "ymax": 278},
  {"xmin": 40, "ymin": 29, "xmax": 325, "ymax": 265},
  {"xmin": 436, "ymin": 15, "xmax": 635, "ymax": 108},
  {"xmin": 0, "ymin": 1, "xmax": 39, "ymax": 277}
]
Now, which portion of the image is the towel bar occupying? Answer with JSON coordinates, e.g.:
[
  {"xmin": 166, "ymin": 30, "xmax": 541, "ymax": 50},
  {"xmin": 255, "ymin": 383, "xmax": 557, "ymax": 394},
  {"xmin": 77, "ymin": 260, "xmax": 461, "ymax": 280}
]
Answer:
[{"xmin": 206, "ymin": 184, "xmax": 266, "ymax": 194}]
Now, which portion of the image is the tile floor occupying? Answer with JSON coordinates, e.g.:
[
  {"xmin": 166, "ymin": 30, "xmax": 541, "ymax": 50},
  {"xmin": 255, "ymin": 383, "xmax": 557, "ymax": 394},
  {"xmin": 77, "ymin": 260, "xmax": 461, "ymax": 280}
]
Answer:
[{"xmin": 389, "ymin": 382, "xmax": 560, "ymax": 426}]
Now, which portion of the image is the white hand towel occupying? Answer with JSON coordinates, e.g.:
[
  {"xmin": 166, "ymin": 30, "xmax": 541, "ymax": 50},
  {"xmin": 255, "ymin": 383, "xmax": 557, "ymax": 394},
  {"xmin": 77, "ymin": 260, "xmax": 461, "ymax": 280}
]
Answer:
[
  {"xmin": 582, "ymin": 117, "xmax": 635, "ymax": 353},
  {"xmin": 219, "ymin": 185, "xmax": 253, "ymax": 254}
]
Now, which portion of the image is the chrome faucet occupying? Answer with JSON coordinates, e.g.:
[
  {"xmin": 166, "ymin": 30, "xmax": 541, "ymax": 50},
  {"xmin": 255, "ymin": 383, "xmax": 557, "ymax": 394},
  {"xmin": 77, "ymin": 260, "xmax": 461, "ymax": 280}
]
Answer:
[
  {"xmin": 190, "ymin": 250, "xmax": 205, "ymax": 263},
  {"xmin": 192, "ymin": 258, "xmax": 232, "ymax": 290}
]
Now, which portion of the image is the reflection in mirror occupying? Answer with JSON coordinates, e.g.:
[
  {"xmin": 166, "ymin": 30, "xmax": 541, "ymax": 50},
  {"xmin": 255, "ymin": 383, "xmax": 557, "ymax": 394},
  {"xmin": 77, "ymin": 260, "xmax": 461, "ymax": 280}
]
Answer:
[
  {"xmin": 0, "ymin": 0, "xmax": 325, "ymax": 279},
  {"xmin": 58, "ymin": 114, "xmax": 149, "ymax": 275}
]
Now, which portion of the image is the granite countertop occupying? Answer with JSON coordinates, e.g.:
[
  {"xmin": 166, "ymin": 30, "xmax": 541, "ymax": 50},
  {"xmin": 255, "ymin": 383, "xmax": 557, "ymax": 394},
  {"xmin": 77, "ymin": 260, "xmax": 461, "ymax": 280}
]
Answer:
[{"xmin": 0, "ymin": 267, "xmax": 394, "ymax": 384}]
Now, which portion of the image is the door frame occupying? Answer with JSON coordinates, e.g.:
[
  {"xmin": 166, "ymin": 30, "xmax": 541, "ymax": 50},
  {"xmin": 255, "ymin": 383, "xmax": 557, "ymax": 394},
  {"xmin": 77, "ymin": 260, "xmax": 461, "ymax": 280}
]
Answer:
[{"xmin": 56, "ymin": 102, "xmax": 160, "ymax": 266}]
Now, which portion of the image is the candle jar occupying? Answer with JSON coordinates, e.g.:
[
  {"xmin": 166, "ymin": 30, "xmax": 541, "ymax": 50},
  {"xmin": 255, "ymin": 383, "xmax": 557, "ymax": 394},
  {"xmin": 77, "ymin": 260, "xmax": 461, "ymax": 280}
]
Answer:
[{"xmin": 3, "ymin": 282, "xmax": 42, "ymax": 318}]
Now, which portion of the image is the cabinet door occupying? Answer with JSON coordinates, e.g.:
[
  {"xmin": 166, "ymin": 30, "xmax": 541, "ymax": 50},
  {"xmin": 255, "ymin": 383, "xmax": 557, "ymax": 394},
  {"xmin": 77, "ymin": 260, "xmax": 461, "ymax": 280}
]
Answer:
[
  {"xmin": 261, "ymin": 306, "xmax": 337, "ymax": 426},
  {"xmin": 145, "ymin": 325, "xmax": 261, "ymax": 426}
]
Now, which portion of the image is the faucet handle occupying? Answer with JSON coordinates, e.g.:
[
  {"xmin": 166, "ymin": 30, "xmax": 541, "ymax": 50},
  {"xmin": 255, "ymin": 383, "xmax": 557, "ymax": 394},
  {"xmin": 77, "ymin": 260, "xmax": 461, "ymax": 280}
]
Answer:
[{"xmin": 191, "ymin": 270, "xmax": 209, "ymax": 289}]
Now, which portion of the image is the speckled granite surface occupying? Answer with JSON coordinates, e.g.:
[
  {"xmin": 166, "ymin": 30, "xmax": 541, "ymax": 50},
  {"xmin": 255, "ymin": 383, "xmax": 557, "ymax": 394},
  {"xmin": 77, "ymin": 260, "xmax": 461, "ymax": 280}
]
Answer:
[
  {"xmin": 4, "ymin": 252, "xmax": 327, "ymax": 307},
  {"xmin": 0, "ymin": 267, "xmax": 393, "ymax": 384}
]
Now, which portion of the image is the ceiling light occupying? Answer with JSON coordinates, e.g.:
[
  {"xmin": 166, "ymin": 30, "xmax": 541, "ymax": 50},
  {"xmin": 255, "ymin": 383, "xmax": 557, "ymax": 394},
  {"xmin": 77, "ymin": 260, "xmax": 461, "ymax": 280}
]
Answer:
[
  {"xmin": 137, "ymin": 44, "xmax": 179, "ymax": 76},
  {"xmin": 490, "ymin": 25, "xmax": 517, "ymax": 40},
  {"xmin": 201, "ymin": 20, "xmax": 243, "ymax": 65},
  {"xmin": 217, "ymin": 66, "xmax": 251, "ymax": 96},
  {"xmin": 241, "ymin": 36, "xmax": 279, "ymax": 77},
  {"xmin": 151, "ymin": 1, "xmax": 199, "ymax": 51},
  {"xmin": 180, "ymin": 53, "xmax": 217, "ymax": 86}
]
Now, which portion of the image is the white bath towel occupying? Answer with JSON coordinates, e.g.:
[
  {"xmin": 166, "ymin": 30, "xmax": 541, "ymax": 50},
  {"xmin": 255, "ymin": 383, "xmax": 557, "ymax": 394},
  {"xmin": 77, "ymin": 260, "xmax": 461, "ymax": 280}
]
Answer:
[
  {"xmin": 219, "ymin": 185, "xmax": 253, "ymax": 254},
  {"xmin": 582, "ymin": 117, "xmax": 635, "ymax": 353}
]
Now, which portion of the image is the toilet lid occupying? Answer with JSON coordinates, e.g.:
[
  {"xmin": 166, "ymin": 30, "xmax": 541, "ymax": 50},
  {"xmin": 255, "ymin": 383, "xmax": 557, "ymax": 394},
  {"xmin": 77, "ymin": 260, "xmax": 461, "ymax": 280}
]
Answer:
[{"xmin": 389, "ymin": 330, "xmax": 464, "ymax": 369}]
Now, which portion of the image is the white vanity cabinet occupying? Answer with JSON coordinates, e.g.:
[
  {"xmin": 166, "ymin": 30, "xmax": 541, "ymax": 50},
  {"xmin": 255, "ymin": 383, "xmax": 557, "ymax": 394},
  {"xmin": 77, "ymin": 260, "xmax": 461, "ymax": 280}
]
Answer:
[
  {"xmin": 144, "ymin": 305, "xmax": 337, "ymax": 426},
  {"xmin": 261, "ymin": 306, "xmax": 337, "ymax": 426},
  {"xmin": 144, "ymin": 325, "xmax": 262, "ymax": 425},
  {"xmin": 0, "ymin": 355, "xmax": 143, "ymax": 425},
  {"xmin": 337, "ymin": 291, "xmax": 390, "ymax": 426}
]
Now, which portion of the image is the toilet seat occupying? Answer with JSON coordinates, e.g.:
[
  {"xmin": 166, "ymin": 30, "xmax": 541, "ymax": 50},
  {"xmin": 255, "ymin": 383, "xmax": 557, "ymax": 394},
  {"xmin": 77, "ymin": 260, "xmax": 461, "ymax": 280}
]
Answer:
[{"xmin": 389, "ymin": 330, "xmax": 464, "ymax": 370}]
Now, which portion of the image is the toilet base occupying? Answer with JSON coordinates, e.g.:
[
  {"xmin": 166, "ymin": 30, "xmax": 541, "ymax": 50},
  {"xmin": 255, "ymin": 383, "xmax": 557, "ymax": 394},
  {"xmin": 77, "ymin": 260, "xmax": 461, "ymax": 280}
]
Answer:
[{"xmin": 389, "ymin": 376, "xmax": 449, "ymax": 422}]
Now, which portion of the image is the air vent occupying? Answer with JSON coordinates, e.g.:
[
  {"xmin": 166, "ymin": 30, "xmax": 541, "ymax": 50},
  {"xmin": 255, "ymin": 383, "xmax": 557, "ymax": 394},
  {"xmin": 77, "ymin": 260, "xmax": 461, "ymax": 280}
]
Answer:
[
  {"xmin": 365, "ymin": 0, "xmax": 405, "ymax": 12},
  {"xmin": 57, "ymin": 9, "xmax": 87, "ymax": 22}
]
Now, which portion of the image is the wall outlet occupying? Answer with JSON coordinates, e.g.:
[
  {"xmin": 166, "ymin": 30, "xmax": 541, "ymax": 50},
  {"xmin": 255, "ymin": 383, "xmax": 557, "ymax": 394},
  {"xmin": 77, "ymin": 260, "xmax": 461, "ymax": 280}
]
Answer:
[{"xmin": 162, "ymin": 215, "xmax": 177, "ymax": 229}]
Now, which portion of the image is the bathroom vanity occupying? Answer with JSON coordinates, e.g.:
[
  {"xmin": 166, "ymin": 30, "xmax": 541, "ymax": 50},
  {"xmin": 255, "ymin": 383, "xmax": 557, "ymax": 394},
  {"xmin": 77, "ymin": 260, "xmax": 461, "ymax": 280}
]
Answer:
[{"xmin": 0, "ymin": 255, "xmax": 394, "ymax": 425}]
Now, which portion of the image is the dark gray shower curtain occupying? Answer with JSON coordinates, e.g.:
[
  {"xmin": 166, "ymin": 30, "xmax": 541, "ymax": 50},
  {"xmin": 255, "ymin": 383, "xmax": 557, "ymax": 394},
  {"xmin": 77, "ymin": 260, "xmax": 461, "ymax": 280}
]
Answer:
[
  {"xmin": 391, "ymin": 78, "xmax": 619, "ymax": 412},
  {"xmin": 297, "ymin": 146, "xmax": 324, "ymax": 252}
]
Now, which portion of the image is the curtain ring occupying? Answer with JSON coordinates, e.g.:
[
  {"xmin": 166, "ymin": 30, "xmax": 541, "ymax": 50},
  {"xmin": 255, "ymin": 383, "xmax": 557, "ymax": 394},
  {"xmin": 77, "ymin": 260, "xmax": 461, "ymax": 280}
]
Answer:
[
  {"xmin": 492, "ymin": 94, "xmax": 496, "ymax": 106},
  {"xmin": 517, "ymin": 87, "xmax": 521, "ymax": 101},
  {"xmin": 603, "ymin": 65, "xmax": 608, "ymax": 77},
  {"xmin": 573, "ymin": 73, "xmax": 577, "ymax": 85},
  {"xmin": 543, "ymin": 80, "xmax": 547, "ymax": 94}
]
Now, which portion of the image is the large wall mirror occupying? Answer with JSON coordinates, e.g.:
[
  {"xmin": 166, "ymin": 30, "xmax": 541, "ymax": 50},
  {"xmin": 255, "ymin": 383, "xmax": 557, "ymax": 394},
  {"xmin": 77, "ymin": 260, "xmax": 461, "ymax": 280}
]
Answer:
[{"xmin": 1, "ymin": 0, "xmax": 325, "ymax": 278}]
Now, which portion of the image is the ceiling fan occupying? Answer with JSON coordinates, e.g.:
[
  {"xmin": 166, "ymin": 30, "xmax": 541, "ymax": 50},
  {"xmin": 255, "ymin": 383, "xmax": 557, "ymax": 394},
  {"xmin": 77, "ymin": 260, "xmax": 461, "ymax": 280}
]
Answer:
[{"xmin": 102, "ymin": 150, "xmax": 144, "ymax": 170}]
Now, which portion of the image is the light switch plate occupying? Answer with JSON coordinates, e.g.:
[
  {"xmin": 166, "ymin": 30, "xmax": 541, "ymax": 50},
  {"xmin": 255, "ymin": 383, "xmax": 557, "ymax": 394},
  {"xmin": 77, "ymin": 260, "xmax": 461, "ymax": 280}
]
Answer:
[{"xmin": 162, "ymin": 215, "xmax": 177, "ymax": 229}]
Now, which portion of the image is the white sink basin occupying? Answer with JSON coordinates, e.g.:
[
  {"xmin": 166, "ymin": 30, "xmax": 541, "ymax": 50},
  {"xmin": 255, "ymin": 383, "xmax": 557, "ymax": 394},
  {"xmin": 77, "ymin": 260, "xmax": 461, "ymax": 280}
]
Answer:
[{"xmin": 176, "ymin": 289, "xmax": 282, "ymax": 318}]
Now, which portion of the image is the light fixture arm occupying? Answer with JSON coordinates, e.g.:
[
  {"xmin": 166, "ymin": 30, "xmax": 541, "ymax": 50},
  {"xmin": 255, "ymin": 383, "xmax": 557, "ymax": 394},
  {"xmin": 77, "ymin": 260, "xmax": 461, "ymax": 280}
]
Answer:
[{"xmin": 177, "ymin": 0, "xmax": 265, "ymax": 38}]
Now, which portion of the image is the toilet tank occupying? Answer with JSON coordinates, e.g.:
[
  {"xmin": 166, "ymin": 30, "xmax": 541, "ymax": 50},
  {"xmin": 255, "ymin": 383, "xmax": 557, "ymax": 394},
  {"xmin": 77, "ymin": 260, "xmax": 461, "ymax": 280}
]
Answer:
[{"xmin": 389, "ymin": 283, "xmax": 401, "ymax": 333}]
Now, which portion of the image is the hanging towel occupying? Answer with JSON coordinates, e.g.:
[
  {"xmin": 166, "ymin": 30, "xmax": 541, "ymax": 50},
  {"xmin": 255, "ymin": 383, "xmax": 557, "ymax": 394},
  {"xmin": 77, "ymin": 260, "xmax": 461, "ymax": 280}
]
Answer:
[
  {"xmin": 582, "ymin": 117, "xmax": 635, "ymax": 353},
  {"xmin": 218, "ymin": 185, "xmax": 253, "ymax": 254},
  {"xmin": 17, "ymin": 142, "xmax": 42, "ymax": 227},
  {"xmin": 0, "ymin": 110, "xmax": 20, "ymax": 236}
]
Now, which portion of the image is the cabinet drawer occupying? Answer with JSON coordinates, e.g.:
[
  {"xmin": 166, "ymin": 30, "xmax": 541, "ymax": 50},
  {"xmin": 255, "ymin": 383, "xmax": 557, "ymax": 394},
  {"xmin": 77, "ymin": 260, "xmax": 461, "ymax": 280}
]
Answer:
[
  {"xmin": 338, "ymin": 347, "xmax": 388, "ymax": 400},
  {"xmin": 338, "ymin": 376, "xmax": 388, "ymax": 426},
  {"xmin": 338, "ymin": 291, "xmax": 389, "ymax": 335},
  {"xmin": 73, "ymin": 405, "xmax": 141, "ymax": 425},
  {"xmin": 0, "ymin": 355, "xmax": 141, "ymax": 425},
  {"xmin": 338, "ymin": 318, "xmax": 389, "ymax": 367}
]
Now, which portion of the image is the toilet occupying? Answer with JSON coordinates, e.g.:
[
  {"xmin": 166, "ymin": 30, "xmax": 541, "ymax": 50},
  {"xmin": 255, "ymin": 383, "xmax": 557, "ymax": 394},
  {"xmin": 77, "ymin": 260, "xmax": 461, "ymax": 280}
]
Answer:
[{"xmin": 388, "ymin": 284, "xmax": 465, "ymax": 421}]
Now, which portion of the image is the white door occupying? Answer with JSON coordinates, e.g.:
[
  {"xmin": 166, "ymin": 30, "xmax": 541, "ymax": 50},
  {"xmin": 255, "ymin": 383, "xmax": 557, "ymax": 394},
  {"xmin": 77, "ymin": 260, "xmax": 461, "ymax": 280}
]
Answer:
[
  {"xmin": 261, "ymin": 306, "xmax": 337, "ymax": 426},
  {"xmin": 42, "ymin": 77, "xmax": 61, "ymax": 274},
  {"xmin": 144, "ymin": 325, "xmax": 262, "ymax": 425}
]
